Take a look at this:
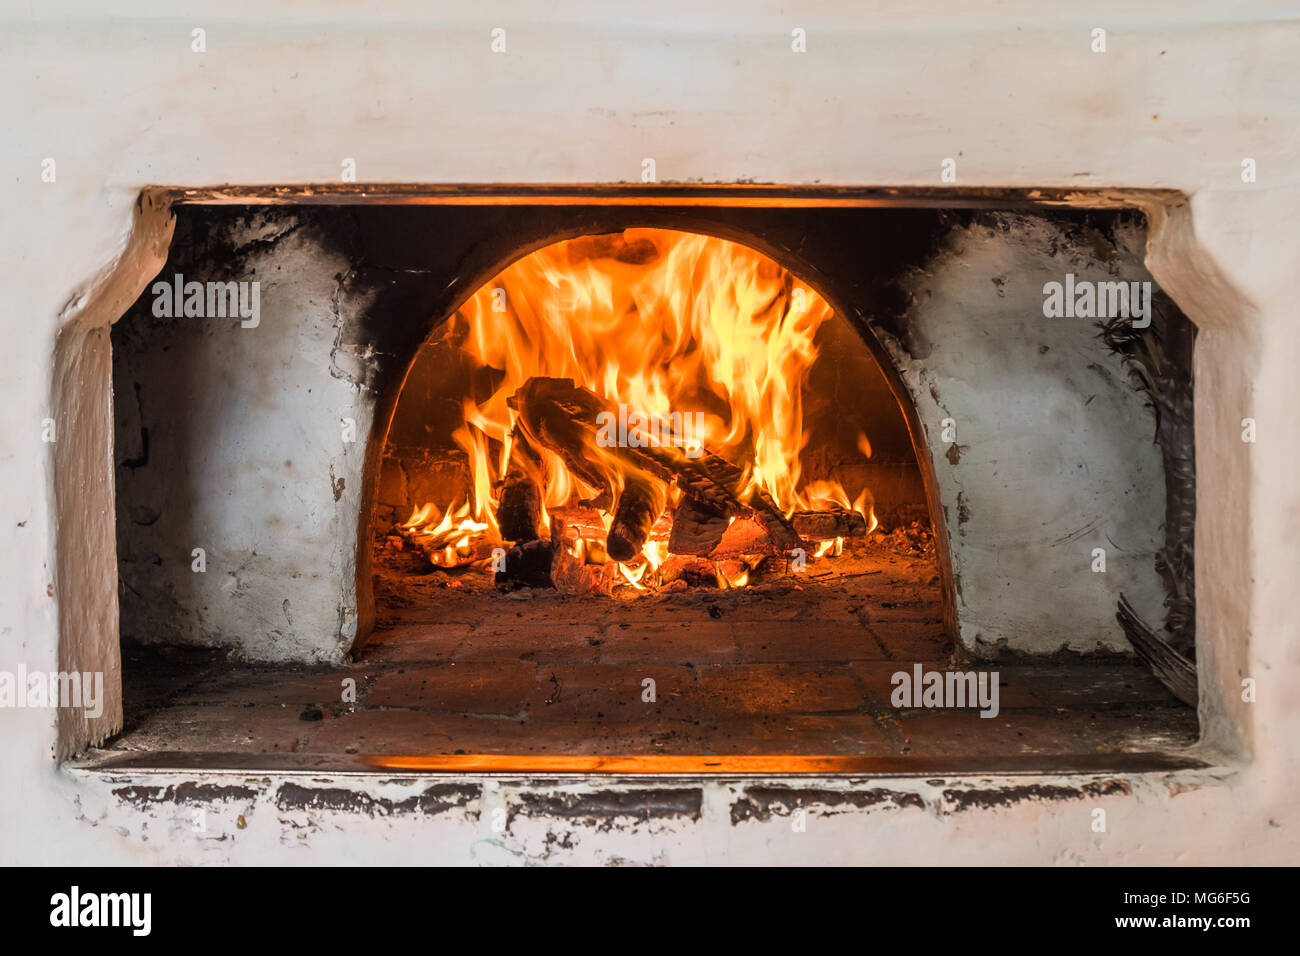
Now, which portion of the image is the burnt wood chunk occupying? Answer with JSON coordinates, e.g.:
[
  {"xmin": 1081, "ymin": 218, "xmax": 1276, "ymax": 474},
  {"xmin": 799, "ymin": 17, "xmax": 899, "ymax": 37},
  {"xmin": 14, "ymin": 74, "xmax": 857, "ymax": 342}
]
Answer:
[
  {"xmin": 399, "ymin": 531, "xmax": 496, "ymax": 569},
  {"xmin": 548, "ymin": 503, "xmax": 608, "ymax": 543},
  {"xmin": 506, "ymin": 377, "xmax": 610, "ymax": 493},
  {"xmin": 751, "ymin": 511, "xmax": 802, "ymax": 552},
  {"xmin": 667, "ymin": 497, "xmax": 730, "ymax": 555},
  {"xmin": 493, "ymin": 538, "xmax": 554, "ymax": 589},
  {"xmin": 658, "ymin": 554, "xmax": 719, "ymax": 588},
  {"xmin": 498, "ymin": 475, "xmax": 542, "ymax": 541},
  {"xmin": 507, "ymin": 376, "xmax": 801, "ymax": 552},
  {"xmin": 552, "ymin": 546, "xmax": 618, "ymax": 596},
  {"xmin": 712, "ymin": 516, "xmax": 775, "ymax": 557},
  {"xmin": 606, "ymin": 474, "xmax": 664, "ymax": 563},
  {"xmin": 791, "ymin": 509, "xmax": 867, "ymax": 540},
  {"xmin": 497, "ymin": 428, "xmax": 545, "ymax": 541}
]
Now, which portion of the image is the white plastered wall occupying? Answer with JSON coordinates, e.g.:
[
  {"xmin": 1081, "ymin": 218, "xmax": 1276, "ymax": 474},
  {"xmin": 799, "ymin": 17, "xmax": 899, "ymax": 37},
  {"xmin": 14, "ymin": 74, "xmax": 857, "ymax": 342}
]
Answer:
[
  {"xmin": 0, "ymin": 2, "xmax": 1295, "ymax": 864},
  {"xmin": 892, "ymin": 215, "xmax": 1168, "ymax": 655}
]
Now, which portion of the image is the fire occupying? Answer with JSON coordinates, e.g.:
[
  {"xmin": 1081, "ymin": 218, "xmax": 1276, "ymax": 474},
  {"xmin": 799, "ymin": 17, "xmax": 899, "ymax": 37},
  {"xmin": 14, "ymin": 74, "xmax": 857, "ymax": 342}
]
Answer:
[
  {"xmin": 400, "ymin": 501, "xmax": 491, "ymax": 567},
  {"xmin": 801, "ymin": 480, "xmax": 879, "ymax": 536},
  {"xmin": 400, "ymin": 228, "xmax": 875, "ymax": 587}
]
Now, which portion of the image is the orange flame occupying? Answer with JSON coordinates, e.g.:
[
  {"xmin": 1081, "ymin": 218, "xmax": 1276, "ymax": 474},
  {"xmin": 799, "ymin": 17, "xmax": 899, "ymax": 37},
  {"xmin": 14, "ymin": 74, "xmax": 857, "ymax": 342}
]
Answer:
[
  {"xmin": 400, "ymin": 501, "xmax": 491, "ymax": 567},
  {"xmin": 402, "ymin": 228, "xmax": 875, "ymax": 585}
]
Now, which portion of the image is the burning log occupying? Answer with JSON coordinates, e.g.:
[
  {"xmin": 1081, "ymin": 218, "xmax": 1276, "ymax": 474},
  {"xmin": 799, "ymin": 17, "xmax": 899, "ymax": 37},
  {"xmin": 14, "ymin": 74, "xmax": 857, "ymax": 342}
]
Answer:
[
  {"xmin": 496, "ymin": 532, "xmax": 622, "ymax": 596},
  {"xmin": 711, "ymin": 515, "xmax": 775, "ymax": 557},
  {"xmin": 394, "ymin": 501, "xmax": 497, "ymax": 569},
  {"xmin": 667, "ymin": 497, "xmax": 729, "ymax": 556},
  {"xmin": 550, "ymin": 506, "xmax": 612, "ymax": 564},
  {"xmin": 548, "ymin": 503, "xmax": 608, "ymax": 542},
  {"xmin": 750, "ymin": 511, "xmax": 803, "ymax": 553},
  {"xmin": 498, "ymin": 476, "xmax": 542, "ymax": 542},
  {"xmin": 497, "ymin": 430, "xmax": 544, "ymax": 542},
  {"xmin": 715, "ymin": 558, "xmax": 750, "ymax": 588},
  {"xmin": 505, "ymin": 377, "xmax": 611, "ymax": 495},
  {"xmin": 791, "ymin": 509, "xmax": 868, "ymax": 540},
  {"xmin": 607, "ymin": 473, "xmax": 666, "ymax": 562},
  {"xmin": 658, "ymin": 554, "xmax": 720, "ymax": 588},
  {"xmin": 552, "ymin": 544, "xmax": 619, "ymax": 596},
  {"xmin": 398, "ymin": 530, "xmax": 499, "ymax": 569},
  {"xmin": 507, "ymin": 376, "xmax": 801, "ymax": 552}
]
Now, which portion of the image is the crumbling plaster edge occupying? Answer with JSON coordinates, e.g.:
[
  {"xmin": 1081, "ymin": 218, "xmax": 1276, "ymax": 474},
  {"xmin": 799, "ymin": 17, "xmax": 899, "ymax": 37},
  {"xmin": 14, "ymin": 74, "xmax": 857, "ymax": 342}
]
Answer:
[
  {"xmin": 62, "ymin": 732, "xmax": 1247, "ymax": 820},
  {"xmin": 53, "ymin": 757, "xmax": 1249, "ymax": 864},
  {"xmin": 51, "ymin": 191, "xmax": 176, "ymax": 759},
  {"xmin": 1139, "ymin": 191, "xmax": 1259, "ymax": 766}
]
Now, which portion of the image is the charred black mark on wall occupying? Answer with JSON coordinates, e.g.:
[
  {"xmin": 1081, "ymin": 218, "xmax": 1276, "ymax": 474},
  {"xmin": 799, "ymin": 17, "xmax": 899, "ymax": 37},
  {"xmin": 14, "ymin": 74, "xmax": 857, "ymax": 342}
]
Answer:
[
  {"xmin": 730, "ymin": 786, "xmax": 926, "ymax": 824},
  {"xmin": 113, "ymin": 782, "xmax": 259, "ymax": 806},
  {"xmin": 274, "ymin": 782, "xmax": 480, "ymax": 817},
  {"xmin": 940, "ymin": 778, "xmax": 1131, "ymax": 812},
  {"xmin": 510, "ymin": 788, "xmax": 704, "ymax": 829}
]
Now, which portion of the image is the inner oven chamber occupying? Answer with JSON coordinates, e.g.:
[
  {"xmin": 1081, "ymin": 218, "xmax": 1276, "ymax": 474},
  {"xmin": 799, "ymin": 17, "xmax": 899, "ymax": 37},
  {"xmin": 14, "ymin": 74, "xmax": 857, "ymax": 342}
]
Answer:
[{"xmin": 103, "ymin": 199, "xmax": 1199, "ymax": 769}]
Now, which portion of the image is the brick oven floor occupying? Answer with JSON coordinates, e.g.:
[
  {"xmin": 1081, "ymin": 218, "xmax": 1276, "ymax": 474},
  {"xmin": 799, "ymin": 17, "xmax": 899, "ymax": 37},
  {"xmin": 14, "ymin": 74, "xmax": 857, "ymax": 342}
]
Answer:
[{"xmin": 102, "ymin": 537, "xmax": 1198, "ymax": 765}]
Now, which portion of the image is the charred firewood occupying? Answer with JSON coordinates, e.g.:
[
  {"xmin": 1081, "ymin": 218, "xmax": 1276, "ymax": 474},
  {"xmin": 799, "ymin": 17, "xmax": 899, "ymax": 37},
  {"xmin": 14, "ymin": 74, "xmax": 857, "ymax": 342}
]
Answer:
[
  {"xmin": 548, "ymin": 503, "xmax": 608, "ymax": 543},
  {"xmin": 393, "ymin": 522, "xmax": 497, "ymax": 569},
  {"xmin": 507, "ymin": 376, "xmax": 801, "ymax": 552},
  {"xmin": 607, "ymin": 473, "xmax": 665, "ymax": 562},
  {"xmin": 496, "ymin": 429, "xmax": 545, "ymax": 542},
  {"xmin": 667, "ymin": 497, "xmax": 730, "ymax": 555},
  {"xmin": 791, "ymin": 509, "xmax": 868, "ymax": 540},
  {"xmin": 711, "ymin": 515, "xmax": 775, "ymax": 557},
  {"xmin": 660, "ymin": 447, "xmax": 801, "ymax": 551},
  {"xmin": 715, "ymin": 558, "xmax": 750, "ymax": 587},
  {"xmin": 658, "ymin": 554, "xmax": 720, "ymax": 588},
  {"xmin": 505, "ymin": 378, "xmax": 611, "ymax": 494},
  {"xmin": 493, "ymin": 538, "xmax": 554, "ymax": 589},
  {"xmin": 549, "ymin": 510, "xmax": 613, "ymax": 565},
  {"xmin": 498, "ymin": 476, "xmax": 542, "ymax": 542},
  {"xmin": 552, "ymin": 545, "xmax": 619, "ymax": 596}
]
